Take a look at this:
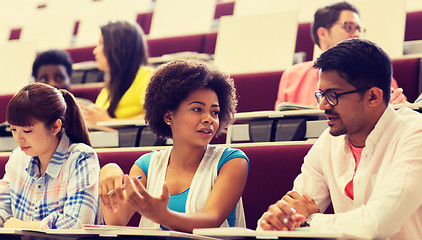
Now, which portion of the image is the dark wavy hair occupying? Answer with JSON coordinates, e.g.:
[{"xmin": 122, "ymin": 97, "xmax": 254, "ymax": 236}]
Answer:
[
  {"xmin": 144, "ymin": 59, "xmax": 237, "ymax": 139},
  {"xmin": 311, "ymin": 1, "xmax": 359, "ymax": 47},
  {"xmin": 313, "ymin": 39, "xmax": 392, "ymax": 104},
  {"xmin": 6, "ymin": 83, "xmax": 91, "ymax": 146},
  {"xmin": 101, "ymin": 21, "xmax": 149, "ymax": 117}
]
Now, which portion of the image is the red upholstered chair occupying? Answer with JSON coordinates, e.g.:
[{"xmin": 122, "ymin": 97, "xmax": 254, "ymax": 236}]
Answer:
[
  {"xmin": 70, "ymin": 86, "xmax": 102, "ymax": 103},
  {"xmin": 296, "ymin": 22, "xmax": 314, "ymax": 62},
  {"xmin": 232, "ymin": 71, "xmax": 283, "ymax": 112},
  {"xmin": 0, "ymin": 94, "xmax": 14, "ymax": 123},
  {"xmin": 0, "ymin": 155, "xmax": 9, "ymax": 178},
  {"xmin": 95, "ymin": 144, "xmax": 315, "ymax": 229},
  {"xmin": 9, "ymin": 28, "xmax": 21, "ymax": 40},
  {"xmin": 237, "ymin": 144, "xmax": 312, "ymax": 229},
  {"xmin": 0, "ymin": 143, "xmax": 317, "ymax": 229},
  {"xmin": 214, "ymin": 1, "xmax": 235, "ymax": 19},
  {"xmin": 137, "ymin": 12, "xmax": 153, "ymax": 35},
  {"xmin": 65, "ymin": 46, "xmax": 95, "ymax": 63},
  {"xmin": 392, "ymin": 57, "xmax": 421, "ymax": 102},
  {"xmin": 405, "ymin": 11, "xmax": 422, "ymax": 41},
  {"xmin": 203, "ymin": 32, "xmax": 218, "ymax": 55}
]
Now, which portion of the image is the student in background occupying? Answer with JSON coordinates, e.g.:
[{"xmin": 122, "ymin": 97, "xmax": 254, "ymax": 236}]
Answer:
[
  {"xmin": 82, "ymin": 21, "xmax": 152, "ymax": 126},
  {"xmin": 99, "ymin": 60, "xmax": 249, "ymax": 233},
  {"xmin": 274, "ymin": 1, "xmax": 405, "ymax": 109},
  {"xmin": 0, "ymin": 83, "xmax": 100, "ymax": 229},
  {"xmin": 259, "ymin": 39, "xmax": 422, "ymax": 240},
  {"xmin": 32, "ymin": 49, "xmax": 73, "ymax": 90},
  {"xmin": 32, "ymin": 49, "xmax": 95, "ymax": 108}
]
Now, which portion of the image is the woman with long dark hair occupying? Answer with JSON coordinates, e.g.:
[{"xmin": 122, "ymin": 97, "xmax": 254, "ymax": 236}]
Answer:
[{"xmin": 83, "ymin": 21, "xmax": 152, "ymax": 126}]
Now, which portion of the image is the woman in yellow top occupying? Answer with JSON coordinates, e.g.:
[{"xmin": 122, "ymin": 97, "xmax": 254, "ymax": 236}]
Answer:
[{"xmin": 82, "ymin": 21, "xmax": 152, "ymax": 126}]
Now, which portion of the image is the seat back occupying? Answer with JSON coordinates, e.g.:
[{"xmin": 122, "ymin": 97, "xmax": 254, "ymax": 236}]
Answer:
[{"xmin": 232, "ymin": 71, "xmax": 283, "ymax": 112}]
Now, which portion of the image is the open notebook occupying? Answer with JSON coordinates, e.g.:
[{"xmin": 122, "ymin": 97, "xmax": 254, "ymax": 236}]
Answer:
[{"xmin": 276, "ymin": 102, "xmax": 318, "ymax": 111}]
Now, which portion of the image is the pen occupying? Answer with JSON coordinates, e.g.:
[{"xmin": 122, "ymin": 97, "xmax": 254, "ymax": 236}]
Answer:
[{"xmin": 106, "ymin": 175, "xmax": 142, "ymax": 196}]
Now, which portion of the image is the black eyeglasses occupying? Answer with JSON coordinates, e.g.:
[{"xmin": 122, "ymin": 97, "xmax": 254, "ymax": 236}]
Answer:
[
  {"xmin": 315, "ymin": 88, "xmax": 371, "ymax": 106},
  {"xmin": 333, "ymin": 21, "xmax": 366, "ymax": 35}
]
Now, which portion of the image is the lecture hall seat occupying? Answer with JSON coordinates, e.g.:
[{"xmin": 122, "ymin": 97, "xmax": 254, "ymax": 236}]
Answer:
[
  {"xmin": 0, "ymin": 94, "xmax": 13, "ymax": 123},
  {"xmin": 0, "ymin": 142, "xmax": 314, "ymax": 229},
  {"xmin": 405, "ymin": 11, "xmax": 422, "ymax": 41},
  {"xmin": 231, "ymin": 71, "xmax": 283, "ymax": 113},
  {"xmin": 392, "ymin": 57, "xmax": 422, "ymax": 102}
]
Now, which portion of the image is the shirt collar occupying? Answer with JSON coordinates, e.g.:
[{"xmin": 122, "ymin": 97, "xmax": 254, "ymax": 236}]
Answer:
[
  {"xmin": 365, "ymin": 105, "xmax": 395, "ymax": 147},
  {"xmin": 341, "ymin": 106, "xmax": 393, "ymax": 151},
  {"xmin": 25, "ymin": 132, "xmax": 71, "ymax": 179}
]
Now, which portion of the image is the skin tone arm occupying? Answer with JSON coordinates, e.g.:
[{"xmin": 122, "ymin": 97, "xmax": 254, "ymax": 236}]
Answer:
[
  {"xmin": 120, "ymin": 157, "xmax": 248, "ymax": 233},
  {"xmin": 81, "ymin": 105, "xmax": 145, "ymax": 126},
  {"xmin": 389, "ymin": 87, "xmax": 406, "ymax": 104},
  {"xmin": 258, "ymin": 191, "xmax": 319, "ymax": 231},
  {"xmin": 99, "ymin": 163, "xmax": 146, "ymax": 226}
]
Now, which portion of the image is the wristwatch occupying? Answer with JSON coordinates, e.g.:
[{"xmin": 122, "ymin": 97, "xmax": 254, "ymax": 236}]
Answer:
[{"xmin": 300, "ymin": 214, "xmax": 314, "ymax": 227}]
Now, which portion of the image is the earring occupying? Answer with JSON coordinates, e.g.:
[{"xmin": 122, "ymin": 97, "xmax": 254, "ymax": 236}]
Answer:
[{"xmin": 166, "ymin": 121, "xmax": 172, "ymax": 125}]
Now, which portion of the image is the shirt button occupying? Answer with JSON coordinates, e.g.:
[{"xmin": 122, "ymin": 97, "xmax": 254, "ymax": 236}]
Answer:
[
  {"xmin": 35, "ymin": 206, "xmax": 38, "ymax": 210},
  {"xmin": 38, "ymin": 185, "xmax": 41, "ymax": 189}
]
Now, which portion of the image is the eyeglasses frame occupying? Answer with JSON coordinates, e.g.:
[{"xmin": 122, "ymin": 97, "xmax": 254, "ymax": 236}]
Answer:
[
  {"xmin": 331, "ymin": 21, "xmax": 366, "ymax": 35},
  {"xmin": 315, "ymin": 87, "xmax": 371, "ymax": 106}
]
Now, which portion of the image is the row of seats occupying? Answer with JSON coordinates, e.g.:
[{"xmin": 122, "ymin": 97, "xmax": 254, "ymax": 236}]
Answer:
[
  {"xmin": 63, "ymin": 9, "xmax": 422, "ymax": 66},
  {"xmin": 7, "ymin": 6, "xmax": 422, "ymax": 64},
  {"xmin": 0, "ymin": 57, "xmax": 420, "ymax": 123},
  {"xmin": 0, "ymin": 142, "xmax": 314, "ymax": 229},
  {"xmin": 135, "ymin": 3, "xmax": 422, "ymax": 42},
  {"xmin": 66, "ymin": 22, "xmax": 314, "ymax": 63}
]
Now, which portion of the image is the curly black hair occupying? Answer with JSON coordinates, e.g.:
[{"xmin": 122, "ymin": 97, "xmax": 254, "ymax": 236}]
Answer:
[
  {"xmin": 144, "ymin": 59, "xmax": 237, "ymax": 139},
  {"xmin": 32, "ymin": 49, "xmax": 73, "ymax": 78}
]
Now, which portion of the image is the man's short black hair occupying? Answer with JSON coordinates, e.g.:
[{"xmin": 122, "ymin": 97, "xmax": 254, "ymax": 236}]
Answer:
[
  {"xmin": 32, "ymin": 49, "xmax": 73, "ymax": 78},
  {"xmin": 313, "ymin": 39, "xmax": 392, "ymax": 104},
  {"xmin": 311, "ymin": 1, "xmax": 359, "ymax": 47}
]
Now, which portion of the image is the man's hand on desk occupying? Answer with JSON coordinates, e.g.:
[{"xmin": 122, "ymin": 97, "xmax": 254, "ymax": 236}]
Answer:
[
  {"xmin": 283, "ymin": 191, "xmax": 319, "ymax": 219},
  {"xmin": 257, "ymin": 191, "xmax": 319, "ymax": 231}
]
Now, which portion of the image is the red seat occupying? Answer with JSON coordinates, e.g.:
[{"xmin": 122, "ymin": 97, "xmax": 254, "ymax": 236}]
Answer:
[
  {"xmin": 70, "ymin": 86, "xmax": 102, "ymax": 103},
  {"xmin": 0, "ymin": 94, "xmax": 14, "ymax": 123},
  {"xmin": 296, "ymin": 22, "xmax": 314, "ymax": 62},
  {"xmin": 232, "ymin": 71, "xmax": 283, "ymax": 112},
  {"xmin": 1, "ymin": 143, "xmax": 314, "ymax": 229},
  {"xmin": 405, "ymin": 11, "xmax": 422, "ymax": 41},
  {"xmin": 392, "ymin": 57, "xmax": 421, "ymax": 102}
]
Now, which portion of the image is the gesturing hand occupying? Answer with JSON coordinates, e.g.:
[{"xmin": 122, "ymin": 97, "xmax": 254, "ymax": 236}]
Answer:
[{"xmin": 124, "ymin": 175, "xmax": 171, "ymax": 224}]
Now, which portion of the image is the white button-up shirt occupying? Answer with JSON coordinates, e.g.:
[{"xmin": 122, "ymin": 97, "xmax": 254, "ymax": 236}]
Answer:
[{"xmin": 293, "ymin": 106, "xmax": 422, "ymax": 239}]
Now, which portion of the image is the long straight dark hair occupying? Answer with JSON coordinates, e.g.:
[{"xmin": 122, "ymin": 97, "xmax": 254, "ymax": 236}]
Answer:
[
  {"xmin": 101, "ymin": 21, "xmax": 149, "ymax": 117},
  {"xmin": 6, "ymin": 83, "xmax": 91, "ymax": 146}
]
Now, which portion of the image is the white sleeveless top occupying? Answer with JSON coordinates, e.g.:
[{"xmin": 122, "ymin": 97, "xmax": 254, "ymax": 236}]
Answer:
[{"xmin": 139, "ymin": 145, "xmax": 246, "ymax": 228}]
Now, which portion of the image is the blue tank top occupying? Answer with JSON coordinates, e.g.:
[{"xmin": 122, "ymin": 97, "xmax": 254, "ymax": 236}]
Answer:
[{"xmin": 135, "ymin": 148, "xmax": 249, "ymax": 229}]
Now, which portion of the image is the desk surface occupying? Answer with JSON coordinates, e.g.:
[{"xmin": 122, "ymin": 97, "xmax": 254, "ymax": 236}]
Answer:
[
  {"xmin": 234, "ymin": 110, "xmax": 324, "ymax": 122},
  {"xmin": 0, "ymin": 227, "xmax": 219, "ymax": 240}
]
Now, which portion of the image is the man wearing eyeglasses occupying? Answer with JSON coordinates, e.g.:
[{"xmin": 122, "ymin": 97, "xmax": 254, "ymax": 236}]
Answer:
[
  {"xmin": 259, "ymin": 39, "xmax": 422, "ymax": 239},
  {"xmin": 274, "ymin": 1, "xmax": 406, "ymax": 109}
]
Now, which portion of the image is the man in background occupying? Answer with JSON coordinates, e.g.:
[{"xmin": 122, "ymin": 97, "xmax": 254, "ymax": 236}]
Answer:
[
  {"xmin": 274, "ymin": 1, "xmax": 405, "ymax": 108},
  {"xmin": 32, "ymin": 49, "xmax": 73, "ymax": 90}
]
